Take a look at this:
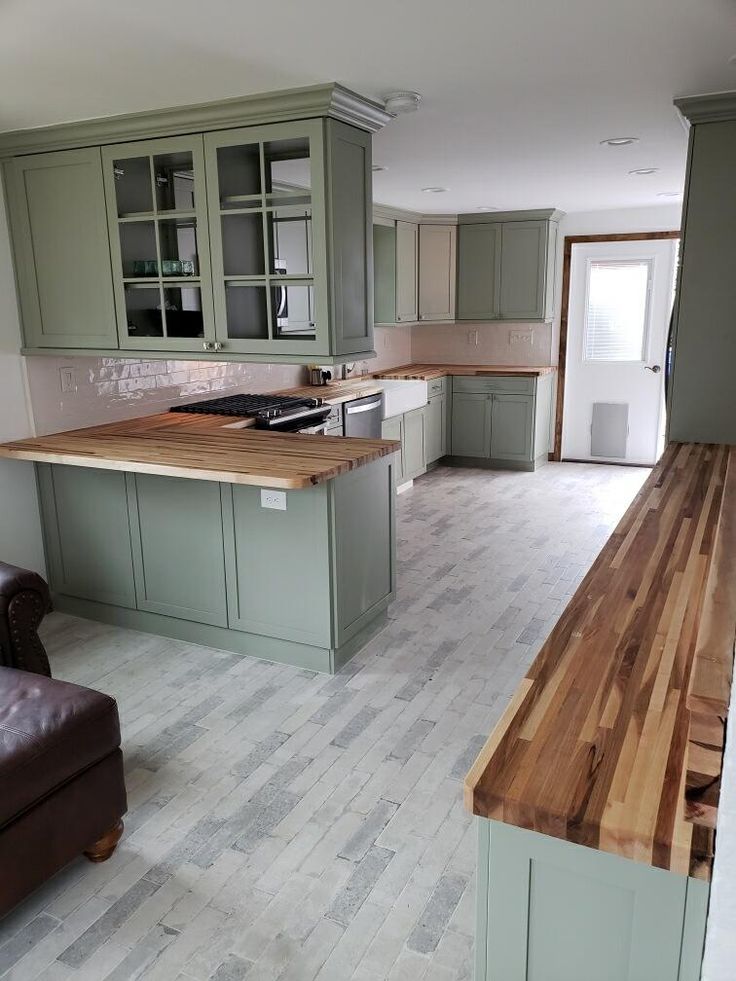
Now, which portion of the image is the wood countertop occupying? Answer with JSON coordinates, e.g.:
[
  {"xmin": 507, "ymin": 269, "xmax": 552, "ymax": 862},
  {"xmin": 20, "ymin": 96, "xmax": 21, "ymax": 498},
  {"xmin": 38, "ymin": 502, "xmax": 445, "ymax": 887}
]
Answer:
[
  {"xmin": 372, "ymin": 363, "xmax": 556, "ymax": 380},
  {"xmin": 0, "ymin": 411, "xmax": 399, "ymax": 489},
  {"xmin": 465, "ymin": 443, "xmax": 736, "ymax": 880}
]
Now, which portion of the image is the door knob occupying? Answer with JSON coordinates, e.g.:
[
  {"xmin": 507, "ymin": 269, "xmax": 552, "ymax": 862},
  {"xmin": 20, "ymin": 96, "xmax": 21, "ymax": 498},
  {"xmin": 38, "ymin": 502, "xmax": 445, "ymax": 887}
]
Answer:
[{"xmin": 645, "ymin": 364, "xmax": 661, "ymax": 373}]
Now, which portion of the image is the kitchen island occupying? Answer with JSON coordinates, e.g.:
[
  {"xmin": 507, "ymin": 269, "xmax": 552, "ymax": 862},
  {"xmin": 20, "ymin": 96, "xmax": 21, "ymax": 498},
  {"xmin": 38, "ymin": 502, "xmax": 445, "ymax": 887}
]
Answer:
[
  {"xmin": 0, "ymin": 412, "xmax": 399, "ymax": 673},
  {"xmin": 465, "ymin": 442, "xmax": 736, "ymax": 980}
]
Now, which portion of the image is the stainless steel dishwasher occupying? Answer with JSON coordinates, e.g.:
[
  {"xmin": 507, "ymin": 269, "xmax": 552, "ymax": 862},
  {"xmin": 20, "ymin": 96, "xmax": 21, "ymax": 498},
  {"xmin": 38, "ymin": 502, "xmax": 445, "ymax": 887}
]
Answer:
[{"xmin": 343, "ymin": 393, "xmax": 384, "ymax": 438}]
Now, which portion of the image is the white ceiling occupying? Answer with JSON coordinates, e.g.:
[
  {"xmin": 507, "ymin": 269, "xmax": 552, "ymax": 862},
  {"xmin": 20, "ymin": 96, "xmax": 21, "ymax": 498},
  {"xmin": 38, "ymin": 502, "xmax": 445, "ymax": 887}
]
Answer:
[{"xmin": 2, "ymin": 0, "xmax": 735, "ymax": 214}]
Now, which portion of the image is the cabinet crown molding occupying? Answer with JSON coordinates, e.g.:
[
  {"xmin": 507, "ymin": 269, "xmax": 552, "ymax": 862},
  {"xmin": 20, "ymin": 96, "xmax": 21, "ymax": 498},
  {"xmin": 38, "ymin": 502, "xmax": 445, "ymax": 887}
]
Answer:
[
  {"xmin": 675, "ymin": 90, "xmax": 736, "ymax": 126},
  {"xmin": 0, "ymin": 83, "xmax": 391, "ymax": 157},
  {"xmin": 458, "ymin": 208, "xmax": 564, "ymax": 225}
]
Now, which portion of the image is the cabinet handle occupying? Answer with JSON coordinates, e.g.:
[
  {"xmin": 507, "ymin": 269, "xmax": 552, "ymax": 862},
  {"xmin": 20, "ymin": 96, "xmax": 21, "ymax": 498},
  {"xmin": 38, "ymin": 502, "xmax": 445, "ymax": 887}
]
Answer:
[
  {"xmin": 213, "ymin": 341, "xmax": 224, "ymax": 352},
  {"xmin": 202, "ymin": 341, "xmax": 213, "ymax": 351}
]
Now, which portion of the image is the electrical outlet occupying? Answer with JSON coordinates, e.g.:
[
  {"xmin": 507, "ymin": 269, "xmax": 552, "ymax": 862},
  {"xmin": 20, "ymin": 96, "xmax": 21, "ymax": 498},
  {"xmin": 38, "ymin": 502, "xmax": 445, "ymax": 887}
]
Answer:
[
  {"xmin": 261, "ymin": 489, "xmax": 287, "ymax": 511},
  {"xmin": 467, "ymin": 329, "xmax": 479, "ymax": 346},
  {"xmin": 59, "ymin": 367, "xmax": 77, "ymax": 393},
  {"xmin": 509, "ymin": 330, "xmax": 533, "ymax": 347}
]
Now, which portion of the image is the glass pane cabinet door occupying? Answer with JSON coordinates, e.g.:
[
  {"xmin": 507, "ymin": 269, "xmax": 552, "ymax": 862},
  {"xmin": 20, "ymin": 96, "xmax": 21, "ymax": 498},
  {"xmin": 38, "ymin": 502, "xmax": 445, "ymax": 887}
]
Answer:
[
  {"xmin": 205, "ymin": 121, "xmax": 326, "ymax": 354},
  {"xmin": 102, "ymin": 136, "xmax": 215, "ymax": 351}
]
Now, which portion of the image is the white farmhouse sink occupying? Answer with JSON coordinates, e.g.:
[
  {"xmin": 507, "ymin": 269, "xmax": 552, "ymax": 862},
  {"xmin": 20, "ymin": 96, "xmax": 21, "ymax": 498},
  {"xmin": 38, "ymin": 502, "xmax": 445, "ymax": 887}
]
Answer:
[{"xmin": 379, "ymin": 378, "xmax": 429, "ymax": 419}]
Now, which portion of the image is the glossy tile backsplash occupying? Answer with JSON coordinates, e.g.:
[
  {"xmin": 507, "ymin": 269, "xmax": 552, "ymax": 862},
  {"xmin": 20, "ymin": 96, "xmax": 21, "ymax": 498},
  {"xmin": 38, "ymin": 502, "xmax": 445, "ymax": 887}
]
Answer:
[{"xmin": 25, "ymin": 326, "xmax": 413, "ymax": 436}]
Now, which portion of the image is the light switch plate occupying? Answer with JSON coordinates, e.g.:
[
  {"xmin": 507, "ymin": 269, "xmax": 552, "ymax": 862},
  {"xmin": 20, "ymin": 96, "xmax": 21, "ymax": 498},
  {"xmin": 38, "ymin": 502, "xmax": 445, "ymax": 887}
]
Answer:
[
  {"xmin": 59, "ymin": 367, "xmax": 77, "ymax": 393},
  {"xmin": 261, "ymin": 489, "xmax": 287, "ymax": 510}
]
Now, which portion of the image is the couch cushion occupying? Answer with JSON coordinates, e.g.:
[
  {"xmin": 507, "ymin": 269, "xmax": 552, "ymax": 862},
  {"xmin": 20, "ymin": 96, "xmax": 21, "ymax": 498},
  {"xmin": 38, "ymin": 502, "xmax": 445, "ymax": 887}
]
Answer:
[{"xmin": 0, "ymin": 666, "xmax": 121, "ymax": 830}]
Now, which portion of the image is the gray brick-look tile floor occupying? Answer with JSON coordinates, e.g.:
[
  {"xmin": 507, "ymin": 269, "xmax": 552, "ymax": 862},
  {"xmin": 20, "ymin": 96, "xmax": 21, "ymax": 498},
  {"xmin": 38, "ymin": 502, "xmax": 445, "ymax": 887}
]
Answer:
[{"xmin": 0, "ymin": 462, "xmax": 649, "ymax": 980}]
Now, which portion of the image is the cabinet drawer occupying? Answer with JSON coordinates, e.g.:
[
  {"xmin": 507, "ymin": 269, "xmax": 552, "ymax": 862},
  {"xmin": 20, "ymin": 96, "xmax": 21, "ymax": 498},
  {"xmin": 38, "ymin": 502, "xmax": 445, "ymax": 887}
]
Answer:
[
  {"xmin": 427, "ymin": 376, "xmax": 448, "ymax": 396},
  {"xmin": 452, "ymin": 375, "xmax": 536, "ymax": 395}
]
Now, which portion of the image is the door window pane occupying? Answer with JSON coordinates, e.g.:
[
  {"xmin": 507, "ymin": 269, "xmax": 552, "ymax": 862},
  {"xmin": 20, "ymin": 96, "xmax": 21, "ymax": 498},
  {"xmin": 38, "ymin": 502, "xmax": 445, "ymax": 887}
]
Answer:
[
  {"xmin": 163, "ymin": 287, "xmax": 204, "ymax": 338},
  {"xmin": 153, "ymin": 151, "xmax": 195, "ymax": 211},
  {"xmin": 225, "ymin": 285, "xmax": 269, "ymax": 339},
  {"xmin": 124, "ymin": 285, "xmax": 163, "ymax": 338},
  {"xmin": 158, "ymin": 218, "xmax": 199, "ymax": 275},
  {"xmin": 268, "ymin": 207, "xmax": 312, "ymax": 276},
  {"xmin": 113, "ymin": 156, "xmax": 152, "ymax": 216},
  {"xmin": 221, "ymin": 213, "xmax": 266, "ymax": 276},
  {"xmin": 217, "ymin": 144, "xmax": 261, "ymax": 207},
  {"xmin": 119, "ymin": 221, "xmax": 157, "ymax": 278},
  {"xmin": 273, "ymin": 284, "xmax": 315, "ymax": 338},
  {"xmin": 584, "ymin": 260, "xmax": 651, "ymax": 362}
]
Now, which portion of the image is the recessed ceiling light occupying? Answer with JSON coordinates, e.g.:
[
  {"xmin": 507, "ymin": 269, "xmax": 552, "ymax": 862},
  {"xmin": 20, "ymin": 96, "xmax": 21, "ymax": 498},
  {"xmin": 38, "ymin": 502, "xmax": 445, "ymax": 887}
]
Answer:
[
  {"xmin": 383, "ymin": 91, "xmax": 422, "ymax": 115},
  {"xmin": 657, "ymin": 191, "xmax": 682, "ymax": 198},
  {"xmin": 629, "ymin": 168, "xmax": 659, "ymax": 176},
  {"xmin": 372, "ymin": 165, "xmax": 388, "ymax": 173},
  {"xmin": 600, "ymin": 137, "xmax": 639, "ymax": 146},
  {"xmin": 422, "ymin": 186, "xmax": 448, "ymax": 193},
  {"xmin": 477, "ymin": 206, "xmax": 497, "ymax": 212}
]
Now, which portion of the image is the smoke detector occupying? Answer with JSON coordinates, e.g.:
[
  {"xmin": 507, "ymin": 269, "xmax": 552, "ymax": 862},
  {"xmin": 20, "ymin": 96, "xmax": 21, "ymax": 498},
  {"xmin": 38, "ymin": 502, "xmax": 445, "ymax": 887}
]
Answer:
[{"xmin": 383, "ymin": 91, "xmax": 422, "ymax": 116}]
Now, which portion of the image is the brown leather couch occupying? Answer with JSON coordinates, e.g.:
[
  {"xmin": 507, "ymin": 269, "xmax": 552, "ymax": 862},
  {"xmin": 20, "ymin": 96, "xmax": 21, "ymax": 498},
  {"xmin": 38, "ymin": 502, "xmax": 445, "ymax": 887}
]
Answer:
[{"xmin": 0, "ymin": 563, "xmax": 127, "ymax": 918}]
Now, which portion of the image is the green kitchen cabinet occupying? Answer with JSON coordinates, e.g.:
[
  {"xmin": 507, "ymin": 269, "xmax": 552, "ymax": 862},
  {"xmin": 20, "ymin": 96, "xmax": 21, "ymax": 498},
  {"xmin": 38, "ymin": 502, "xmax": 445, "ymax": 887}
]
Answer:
[
  {"xmin": 395, "ymin": 220, "xmax": 418, "ymax": 323},
  {"xmin": 4, "ymin": 148, "xmax": 118, "ymax": 349},
  {"xmin": 475, "ymin": 819, "xmax": 709, "ymax": 981},
  {"xmin": 373, "ymin": 223, "xmax": 397, "ymax": 325},
  {"xmin": 490, "ymin": 394, "xmax": 534, "ymax": 462},
  {"xmin": 457, "ymin": 210, "xmax": 561, "ymax": 322},
  {"xmin": 101, "ymin": 135, "xmax": 216, "ymax": 353},
  {"xmin": 403, "ymin": 405, "xmax": 426, "ymax": 479},
  {"xmin": 418, "ymin": 224, "xmax": 456, "ymax": 322},
  {"xmin": 456, "ymin": 223, "xmax": 501, "ymax": 320},
  {"xmin": 425, "ymin": 392, "xmax": 447, "ymax": 464},
  {"xmin": 372, "ymin": 218, "xmax": 419, "ymax": 326},
  {"xmin": 36, "ymin": 464, "xmax": 136, "ymax": 608},
  {"xmin": 205, "ymin": 118, "xmax": 373, "ymax": 359},
  {"xmin": 128, "ymin": 474, "xmax": 228, "ymax": 626},
  {"xmin": 382, "ymin": 415, "xmax": 405, "ymax": 485},
  {"xmin": 451, "ymin": 392, "xmax": 491, "ymax": 458},
  {"xmin": 449, "ymin": 373, "xmax": 553, "ymax": 470}
]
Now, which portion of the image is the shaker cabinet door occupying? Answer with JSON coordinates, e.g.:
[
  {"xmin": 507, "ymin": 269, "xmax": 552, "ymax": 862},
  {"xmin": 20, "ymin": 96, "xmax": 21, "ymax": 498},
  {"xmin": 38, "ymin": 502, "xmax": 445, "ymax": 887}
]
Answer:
[
  {"xmin": 490, "ymin": 394, "xmax": 534, "ymax": 462},
  {"xmin": 6, "ymin": 148, "xmax": 118, "ymax": 349},
  {"xmin": 499, "ymin": 220, "xmax": 547, "ymax": 320},
  {"xmin": 451, "ymin": 393, "xmax": 491, "ymax": 458},
  {"xmin": 419, "ymin": 224, "xmax": 456, "ymax": 321},
  {"xmin": 456, "ymin": 223, "xmax": 501, "ymax": 320},
  {"xmin": 425, "ymin": 394, "xmax": 447, "ymax": 464},
  {"xmin": 395, "ymin": 220, "xmax": 418, "ymax": 323}
]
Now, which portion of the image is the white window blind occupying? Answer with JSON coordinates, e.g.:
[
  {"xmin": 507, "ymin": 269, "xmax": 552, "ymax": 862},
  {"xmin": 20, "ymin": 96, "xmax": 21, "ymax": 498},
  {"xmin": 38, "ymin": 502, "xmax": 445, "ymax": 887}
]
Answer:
[{"xmin": 583, "ymin": 259, "xmax": 651, "ymax": 362}]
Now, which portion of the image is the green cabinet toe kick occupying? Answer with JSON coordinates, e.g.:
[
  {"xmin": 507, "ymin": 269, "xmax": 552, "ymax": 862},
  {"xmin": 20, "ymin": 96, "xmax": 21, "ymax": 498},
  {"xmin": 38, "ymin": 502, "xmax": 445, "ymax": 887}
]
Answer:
[
  {"xmin": 475, "ymin": 819, "xmax": 709, "ymax": 981},
  {"xmin": 36, "ymin": 456, "xmax": 397, "ymax": 674}
]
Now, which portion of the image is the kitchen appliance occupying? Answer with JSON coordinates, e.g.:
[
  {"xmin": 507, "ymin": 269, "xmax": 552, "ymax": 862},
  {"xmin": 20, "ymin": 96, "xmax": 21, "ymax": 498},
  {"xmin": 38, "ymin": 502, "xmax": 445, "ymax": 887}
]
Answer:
[
  {"xmin": 343, "ymin": 393, "xmax": 384, "ymax": 438},
  {"xmin": 307, "ymin": 365, "xmax": 333, "ymax": 386},
  {"xmin": 170, "ymin": 393, "xmax": 331, "ymax": 433}
]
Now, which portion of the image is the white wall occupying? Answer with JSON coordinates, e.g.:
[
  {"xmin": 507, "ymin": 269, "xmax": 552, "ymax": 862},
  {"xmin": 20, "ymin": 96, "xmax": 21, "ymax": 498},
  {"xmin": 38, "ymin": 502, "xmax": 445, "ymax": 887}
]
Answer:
[{"xmin": 0, "ymin": 184, "xmax": 46, "ymax": 573}]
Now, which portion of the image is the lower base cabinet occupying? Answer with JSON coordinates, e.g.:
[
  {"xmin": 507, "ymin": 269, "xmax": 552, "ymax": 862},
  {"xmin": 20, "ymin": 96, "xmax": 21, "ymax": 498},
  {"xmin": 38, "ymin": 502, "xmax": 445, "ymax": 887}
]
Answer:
[
  {"xmin": 381, "ymin": 415, "xmax": 405, "ymax": 484},
  {"xmin": 382, "ymin": 405, "xmax": 429, "ymax": 486},
  {"xmin": 425, "ymin": 392, "xmax": 447, "ymax": 464},
  {"xmin": 476, "ymin": 820, "xmax": 709, "ymax": 981},
  {"xmin": 35, "ymin": 459, "xmax": 396, "ymax": 673}
]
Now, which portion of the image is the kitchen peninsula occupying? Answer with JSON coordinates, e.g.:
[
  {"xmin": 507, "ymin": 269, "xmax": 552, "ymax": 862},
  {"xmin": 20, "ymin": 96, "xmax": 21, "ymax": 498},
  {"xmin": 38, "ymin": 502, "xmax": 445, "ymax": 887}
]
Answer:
[
  {"xmin": 465, "ymin": 442, "xmax": 736, "ymax": 980},
  {"xmin": 0, "ymin": 412, "xmax": 399, "ymax": 673}
]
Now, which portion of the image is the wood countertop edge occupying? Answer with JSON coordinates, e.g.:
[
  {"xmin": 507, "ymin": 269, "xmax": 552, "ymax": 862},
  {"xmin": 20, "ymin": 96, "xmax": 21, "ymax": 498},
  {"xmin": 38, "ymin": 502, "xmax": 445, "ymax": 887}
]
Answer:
[
  {"xmin": 464, "ymin": 443, "xmax": 736, "ymax": 878},
  {"xmin": 372, "ymin": 363, "xmax": 557, "ymax": 379}
]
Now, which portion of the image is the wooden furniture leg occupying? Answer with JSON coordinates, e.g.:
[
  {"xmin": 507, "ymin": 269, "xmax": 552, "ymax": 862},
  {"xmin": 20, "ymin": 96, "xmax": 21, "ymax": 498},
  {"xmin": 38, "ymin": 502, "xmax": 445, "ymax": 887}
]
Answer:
[{"xmin": 84, "ymin": 821, "xmax": 124, "ymax": 863}]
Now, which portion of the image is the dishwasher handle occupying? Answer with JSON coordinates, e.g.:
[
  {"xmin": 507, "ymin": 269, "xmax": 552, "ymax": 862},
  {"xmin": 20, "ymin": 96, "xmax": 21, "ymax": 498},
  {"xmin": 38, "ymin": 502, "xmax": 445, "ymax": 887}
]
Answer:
[{"xmin": 345, "ymin": 398, "xmax": 383, "ymax": 414}]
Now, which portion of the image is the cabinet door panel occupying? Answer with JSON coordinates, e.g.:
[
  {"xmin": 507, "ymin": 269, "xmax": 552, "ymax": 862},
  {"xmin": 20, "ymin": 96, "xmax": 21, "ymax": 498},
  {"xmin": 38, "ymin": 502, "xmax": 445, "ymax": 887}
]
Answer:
[
  {"xmin": 382, "ymin": 416, "xmax": 404, "ymax": 485},
  {"xmin": 457, "ymin": 224, "xmax": 501, "ymax": 320},
  {"xmin": 490, "ymin": 394, "xmax": 534, "ymax": 462},
  {"xmin": 130, "ymin": 474, "xmax": 227, "ymax": 626},
  {"xmin": 38, "ymin": 465, "xmax": 136, "ymax": 607},
  {"xmin": 451, "ymin": 393, "xmax": 491, "ymax": 458},
  {"xmin": 419, "ymin": 224, "xmax": 456, "ymax": 321},
  {"xmin": 425, "ymin": 394, "xmax": 447, "ymax": 464},
  {"xmin": 102, "ymin": 135, "xmax": 216, "ymax": 353},
  {"xmin": 6, "ymin": 149, "xmax": 118, "ymax": 349},
  {"xmin": 373, "ymin": 224, "xmax": 397, "ymax": 325},
  {"xmin": 499, "ymin": 220, "xmax": 547, "ymax": 320},
  {"xmin": 395, "ymin": 220, "xmax": 418, "ymax": 323},
  {"xmin": 403, "ymin": 406, "xmax": 426, "ymax": 479}
]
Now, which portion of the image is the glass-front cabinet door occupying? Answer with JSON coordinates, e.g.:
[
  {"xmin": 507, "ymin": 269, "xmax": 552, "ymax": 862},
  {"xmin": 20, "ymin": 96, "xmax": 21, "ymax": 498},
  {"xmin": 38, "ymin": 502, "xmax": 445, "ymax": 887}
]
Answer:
[
  {"xmin": 204, "ymin": 120, "xmax": 327, "ymax": 356},
  {"xmin": 102, "ymin": 136, "xmax": 216, "ymax": 351}
]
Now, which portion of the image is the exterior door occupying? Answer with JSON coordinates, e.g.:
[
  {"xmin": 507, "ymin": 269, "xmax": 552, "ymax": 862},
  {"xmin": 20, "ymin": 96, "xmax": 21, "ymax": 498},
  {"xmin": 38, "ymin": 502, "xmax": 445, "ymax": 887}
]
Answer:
[{"xmin": 562, "ymin": 239, "xmax": 677, "ymax": 465}]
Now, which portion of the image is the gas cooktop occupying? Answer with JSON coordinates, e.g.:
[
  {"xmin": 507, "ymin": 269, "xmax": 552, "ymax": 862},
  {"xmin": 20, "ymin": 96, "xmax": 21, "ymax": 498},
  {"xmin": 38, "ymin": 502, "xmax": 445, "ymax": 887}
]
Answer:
[{"xmin": 170, "ymin": 393, "xmax": 330, "ymax": 431}]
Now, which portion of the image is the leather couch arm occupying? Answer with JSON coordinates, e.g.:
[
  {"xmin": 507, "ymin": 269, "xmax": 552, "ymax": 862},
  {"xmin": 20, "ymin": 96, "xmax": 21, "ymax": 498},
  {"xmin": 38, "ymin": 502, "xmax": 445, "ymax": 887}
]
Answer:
[{"xmin": 0, "ymin": 562, "xmax": 52, "ymax": 676}]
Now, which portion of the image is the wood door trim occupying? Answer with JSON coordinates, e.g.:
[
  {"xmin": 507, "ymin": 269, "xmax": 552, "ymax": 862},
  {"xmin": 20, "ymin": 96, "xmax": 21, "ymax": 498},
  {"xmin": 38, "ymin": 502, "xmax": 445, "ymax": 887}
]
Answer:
[{"xmin": 550, "ymin": 230, "xmax": 680, "ymax": 462}]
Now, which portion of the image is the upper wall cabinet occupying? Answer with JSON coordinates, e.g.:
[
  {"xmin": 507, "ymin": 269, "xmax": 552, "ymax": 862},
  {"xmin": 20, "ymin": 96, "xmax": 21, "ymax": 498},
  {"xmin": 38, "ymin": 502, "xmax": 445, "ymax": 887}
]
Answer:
[
  {"xmin": 1, "ymin": 84, "xmax": 388, "ymax": 362},
  {"xmin": 456, "ymin": 210, "xmax": 561, "ymax": 322},
  {"xmin": 395, "ymin": 220, "xmax": 418, "ymax": 323},
  {"xmin": 102, "ymin": 135, "xmax": 216, "ymax": 353},
  {"xmin": 418, "ymin": 224, "xmax": 456, "ymax": 321},
  {"xmin": 5, "ymin": 148, "xmax": 118, "ymax": 349}
]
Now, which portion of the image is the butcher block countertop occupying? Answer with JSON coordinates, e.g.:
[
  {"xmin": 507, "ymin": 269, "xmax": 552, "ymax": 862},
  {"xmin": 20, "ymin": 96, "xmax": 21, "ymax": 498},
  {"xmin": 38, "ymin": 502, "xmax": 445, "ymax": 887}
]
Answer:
[
  {"xmin": 465, "ymin": 443, "xmax": 736, "ymax": 880},
  {"xmin": 373, "ymin": 363, "xmax": 556, "ymax": 380},
  {"xmin": 0, "ymin": 411, "xmax": 399, "ymax": 489}
]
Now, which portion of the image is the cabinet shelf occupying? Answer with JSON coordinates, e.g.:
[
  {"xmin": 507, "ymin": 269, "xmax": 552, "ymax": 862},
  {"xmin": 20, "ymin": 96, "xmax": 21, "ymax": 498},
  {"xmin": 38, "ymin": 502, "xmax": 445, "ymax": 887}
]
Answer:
[
  {"xmin": 123, "ymin": 277, "xmax": 201, "ymax": 286},
  {"xmin": 118, "ymin": 210, "xmax": 197, "ymax": 223}
]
